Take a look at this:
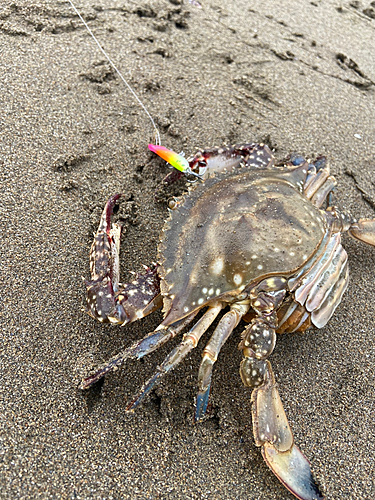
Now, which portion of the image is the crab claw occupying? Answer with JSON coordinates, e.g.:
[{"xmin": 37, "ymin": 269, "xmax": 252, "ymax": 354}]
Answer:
[
  {"xmin": 85, "ymin": 194, "xmax": 125, "ymax": 323},
  {"xmin": 252, "ymin": 362, "xmax": 324, "ymax": 500},
  {"xmin": 85, "ymin": 194, "xmax": 162, "ymax": 325}
]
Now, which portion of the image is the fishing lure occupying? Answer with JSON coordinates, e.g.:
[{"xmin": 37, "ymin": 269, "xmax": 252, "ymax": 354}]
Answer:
[
  {"xmin": 148, "ymin": 144, "xmax": 202, "ymax": 179},
  {"xmin": 67, "ymin": 0, "xmax": 200, "ymax": 181}
]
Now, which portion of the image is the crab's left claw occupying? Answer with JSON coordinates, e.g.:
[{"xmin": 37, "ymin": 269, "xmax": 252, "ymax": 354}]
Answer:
[{"xmin": 251, "ymin": 362, "xmax": 324, "ymax": 500}]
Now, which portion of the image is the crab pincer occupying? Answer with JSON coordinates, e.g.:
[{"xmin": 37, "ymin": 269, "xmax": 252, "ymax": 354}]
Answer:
[
  {"xmin": 85, "ymin": 194, "xmax": 162, "ymax": 326},
  {"xmin": 85, "ymin": 194, "xmax": 124, "ymax": 323}
]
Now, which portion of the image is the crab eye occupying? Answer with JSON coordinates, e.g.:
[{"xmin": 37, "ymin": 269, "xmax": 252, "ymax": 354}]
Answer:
[{"xmin": 289, "ymin": 154, "xmax": 305, "ymax": 166}]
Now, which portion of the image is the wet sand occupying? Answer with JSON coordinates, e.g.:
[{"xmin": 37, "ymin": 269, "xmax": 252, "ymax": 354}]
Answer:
[{"xmin": 1, "ymin": 1, "xmax": 375, "ymax": 499}]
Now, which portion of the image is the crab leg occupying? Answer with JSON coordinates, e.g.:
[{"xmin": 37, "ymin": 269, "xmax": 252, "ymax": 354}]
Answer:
[
  {"xmin": 239, "ymin": 278, "xmax": 324, "ymax": 500},
  {"xmin": 126, "ymin": 303, "xmax": 223, "ymax": 412},
  {"xmin": 324, "ymin": 208, "xmax": 375, "ymax": 248},
  {"xmin": 251, "ymin": 363, "xmax": 324, "ymax": 500},
  {"xmin": 81, "ymin": 311, "xmax": 198, "ymax": 389},
  {"xmin": 195, "ymin": 302, "xmax": 249, "ymax": 422},
  {"xmin": 304, "ymin": 166, "xmax": 330, "ymax": 199}
]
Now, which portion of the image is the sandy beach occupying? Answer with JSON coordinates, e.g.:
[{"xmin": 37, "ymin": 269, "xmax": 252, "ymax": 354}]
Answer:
[{"xmin": 1, "ymin": 0, "xmax": 375, "ymax": 498}]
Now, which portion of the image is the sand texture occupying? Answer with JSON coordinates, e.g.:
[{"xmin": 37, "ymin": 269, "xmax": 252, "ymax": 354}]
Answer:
[{"xmin": 1, "ymin": 0, "xmax": 375, "ymax": 499}]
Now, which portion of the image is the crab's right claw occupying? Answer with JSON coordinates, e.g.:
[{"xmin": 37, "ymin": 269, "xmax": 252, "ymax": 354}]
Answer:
[
  {"xmin": 85, "ymin": 194, "xmax": 125, "ymax": 324},
  {"xmin": 252, "ymin": 362, "xmax": 324, "ymax": 500},
  {"xmin": 85, "ymin": 194, "xmax": 162, "ymax": 325}
]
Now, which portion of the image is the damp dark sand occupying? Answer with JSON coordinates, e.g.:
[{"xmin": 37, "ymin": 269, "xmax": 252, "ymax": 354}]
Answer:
[{"xmin": 1, "ymin": 1, "xmax": 375, "ymax": 499}]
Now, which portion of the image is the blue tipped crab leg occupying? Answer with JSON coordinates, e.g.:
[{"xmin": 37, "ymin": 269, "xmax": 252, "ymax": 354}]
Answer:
[
  {"xmin": 195, "ymin": 302, "xmax": 249, "ymax": 422},
  {"xmin": 81, "ymin": 311, "xmax": 199, "ymax": 389},
  {"xmin": 126, "ymin": 303, "xmax": 223, "ymax": 412}
]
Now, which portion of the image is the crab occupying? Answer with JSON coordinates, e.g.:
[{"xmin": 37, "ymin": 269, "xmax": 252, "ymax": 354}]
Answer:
[{"xmin": 81, "ymin": 143, "xmax": 375, "ymax": 500}]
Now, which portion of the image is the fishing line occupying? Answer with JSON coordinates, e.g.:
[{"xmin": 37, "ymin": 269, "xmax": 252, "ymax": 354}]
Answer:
[{"xmin": 67, "ymin": 0, "xmax": 161, "ymax": 146}]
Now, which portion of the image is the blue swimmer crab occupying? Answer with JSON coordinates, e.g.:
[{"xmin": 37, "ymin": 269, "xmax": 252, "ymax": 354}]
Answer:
[{"xmin": 81, "ymin": 143, "xmax": 375, "ymax": 500}]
